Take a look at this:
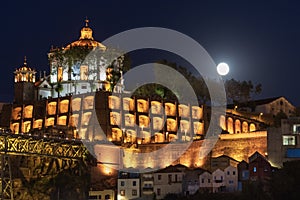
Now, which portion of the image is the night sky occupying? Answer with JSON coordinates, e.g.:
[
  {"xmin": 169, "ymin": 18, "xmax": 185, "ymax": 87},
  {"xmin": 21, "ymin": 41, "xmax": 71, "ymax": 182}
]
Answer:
[{"xmin": 1, "ymin": 0, "xmax": 300, "ymax": 105}]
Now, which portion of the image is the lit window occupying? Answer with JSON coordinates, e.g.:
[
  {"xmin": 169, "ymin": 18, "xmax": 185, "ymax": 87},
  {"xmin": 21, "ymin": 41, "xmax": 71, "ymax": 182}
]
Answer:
[
  {"xmin": 293, "ymin": 124, "xmax": 300, "ymax": 134},
  {"xmin": 80, "ymin": 65, "xmax": 88, "ymax": 80},
  {"xmin": 120, "ymin": 190, "xmax": 125, "ymax": 196},
  {"xmin": 283, "ymin": 136, "xmax": 296, "ymax": 145},
  {"xmin": 253, "ymin": 167, "xmax": 257, "ymax": 173}
]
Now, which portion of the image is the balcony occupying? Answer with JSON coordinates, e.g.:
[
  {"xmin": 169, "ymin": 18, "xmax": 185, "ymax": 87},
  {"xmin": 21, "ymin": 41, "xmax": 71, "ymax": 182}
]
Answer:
[{"xmin": 142, "ymin": 187, "xmax": 153, "ymax": 191}]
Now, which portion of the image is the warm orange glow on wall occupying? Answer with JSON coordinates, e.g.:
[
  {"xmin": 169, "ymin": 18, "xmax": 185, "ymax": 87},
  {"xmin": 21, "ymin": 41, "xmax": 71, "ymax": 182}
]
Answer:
[
  {"xmin": 82, "ymin": 112, "xmax": 92, "ymax": 126},
  {"xmin": 227, "ymin": 117, "xmax": 234, "ymax": 134},
  {"xmin": 112, "ymin": 128, "xmax": 122, "ymax": 141},
  {"xmin": 79, "ymin": 128, "xmax": 87, "ymax": 139},
  {"xmin": 57, "ymin": 115, "xmax": 67, "ymax": 125},
  {"xmin": 154, "ymin": 132, "xmax": 164, "ymax": 143},
  {"xmin": 59, "ymin": 99, "xmax": 69, "ymax": 113},
  {"xmin": 110, "ymin": 112, "xmax": 121, "ymax": 126},
  {"xmin": 153, "ymin": 117, "xmax": 163, "ymax": 130},
  {"xmin": 137, "ymin": 99, "xmax": 148, "ymax": 113},
  {"xmin": 12, "ymin": 107, "xmax": 22, "ymax": 120},
  {"xmin": 33, "ymin": 119, "xmax": 43, "ymax": 129},
  {"xmin": 24, "ymin": 105, "xmax": 33, "ymax": 118},
  {"xmin": 108, "ymin": 96, "xmax": 120, "ymax": 109},
  {"xmin": 165, "ymin": 102, "xmax": 176, "ymax": 116},
  {"xmin": 69, "ymin": 114, "xmax": 79, "ymax": 127},
  {"xmin": 22, "ymin": 121, "xmax": 31, "ymax": 133},
  {"xmin": 123, "ymin": 97, "xmax": 134, "ymax": 111},
  {"xmin": 72, "ymin": 98, "xmax": 81, "ymax": 111},
  {"xmin": 168, "ymin": 133, "xmax": 177, "ymax": 142},
  {"xmin": 47, "ymin": 102, "xmax": 57, "ymax": 115},
  {"xmin": 140, "ymin": 131, "xmax": 151, "ymax": 143},
  {"xmin": 151, "ymin": 101, "xmax": 162, "ymax": 114},
  {"xmin": 220, "ymin": 115, "xmax": 226, "ymax": 130},
  {"xmin": 124, "ymin": 114, "xmax": 135, "ymax": 127},
  {"xmin": 192, "ymin": 106, "xmax": 202, "ymax": 119},
  {"xmin": 83, "ymin": 96, "xmax": 94, "ymax": 110},
  {"xmin": 180, "ymin": 120, "xmax": 190, "ymax": 133},
  {"xmin": 139, "ymin": 115, "xmax": 150, "ymax": 128},
  {"xmin": 46, "ymin": 117, "xmax": 55, "ymax": 127},
  {"xmin": 235, "ymin": 119, "xmax": 241, "ymax": 133},
  {"xmin": 179, "ymin": 104, "xmax": 189, "ymax": 118},
  {"xmin": 242, "ymin": 121, "xmax": 248, "ymax": 133},
  {"xmin": 249, "ymin": 123, "xmax": 256, "ymax": 132},
  {"xmin": 125, "ymin": 129, "xmax": 136, "ymax": 143},
  {"xmin": 11, "ymin": 123, "xmax": 19, "ymax": 134},
  {"xmin": 167, "ymin": 118, "xmax": 177, "ymax": 132},
  {"xmin": 193, "ymin": 121, "xmax": 204, "ymax": 135}
]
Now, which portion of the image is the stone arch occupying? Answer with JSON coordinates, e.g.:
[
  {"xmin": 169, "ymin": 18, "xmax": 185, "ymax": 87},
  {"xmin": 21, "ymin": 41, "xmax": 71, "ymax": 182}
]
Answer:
[
  {"xmin": 242, "ymin": 121, "xmax": 249, "ymax": 133},
  {"xmin": 227, "ymin": 117, "xmax": 234, "ymax": 134},
  {"xmin": 249, "ymin": 123, "xmax": 256, "ymax": 132},
  {"xmin": 235, "ymin": 119, "xmax": 241, "ymax": 134},
  {"xmin": 220, "ymin": 115, "xmax": 226, "ymax": 130}
]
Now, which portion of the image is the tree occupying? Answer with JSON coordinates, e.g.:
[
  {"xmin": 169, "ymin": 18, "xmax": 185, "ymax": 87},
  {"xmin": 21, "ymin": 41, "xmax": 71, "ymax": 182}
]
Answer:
[{"xmin": 225, "ymin": 79, "xmax": 262, "ymax": 104}]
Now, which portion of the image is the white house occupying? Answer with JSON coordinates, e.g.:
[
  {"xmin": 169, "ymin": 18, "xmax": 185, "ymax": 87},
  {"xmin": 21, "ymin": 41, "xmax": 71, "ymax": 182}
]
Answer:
[
  {"xmin": 117, "ymin": 171, "xmax": 140, "ymax": 200},
  {"xmin": 224, "ymin": 165, "xmax": 238, "ymax": 192},
  {"xmin": 212, "ymin": 169, "xmax": 225, "ymax": 193},
  {"xmin": 199, "ymin": 171, "xmax": 212, "ymax": 192}
]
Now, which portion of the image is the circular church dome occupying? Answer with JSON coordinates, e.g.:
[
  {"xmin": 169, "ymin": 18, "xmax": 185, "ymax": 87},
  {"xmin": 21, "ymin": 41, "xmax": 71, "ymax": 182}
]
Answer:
[{"xmin": 64, "ymin": 19, "xmax": 106, "ymax": 50}]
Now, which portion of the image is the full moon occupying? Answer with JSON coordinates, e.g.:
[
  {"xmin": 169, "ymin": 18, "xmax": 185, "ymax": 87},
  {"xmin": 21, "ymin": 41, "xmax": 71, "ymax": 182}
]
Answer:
[{"xmin": 217, "ymin": 62, "xmax": 230, "ymax": 76}]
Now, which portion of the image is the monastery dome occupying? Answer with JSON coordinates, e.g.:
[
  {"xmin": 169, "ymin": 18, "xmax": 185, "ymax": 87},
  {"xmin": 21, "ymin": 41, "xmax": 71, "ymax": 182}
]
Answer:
[{"xmin": 64, "ymin": 19, "xmax": 106, "ymax": 50}]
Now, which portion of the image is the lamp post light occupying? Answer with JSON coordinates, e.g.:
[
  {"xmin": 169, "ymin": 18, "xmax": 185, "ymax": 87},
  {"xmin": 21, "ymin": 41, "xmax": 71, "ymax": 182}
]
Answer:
[{"xmin": 259, "ymin": 112, "xmax": 263, "ymax": 120}]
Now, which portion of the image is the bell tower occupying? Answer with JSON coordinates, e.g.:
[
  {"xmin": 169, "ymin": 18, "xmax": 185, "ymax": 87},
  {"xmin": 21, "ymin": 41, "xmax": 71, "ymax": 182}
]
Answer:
[{"xmin": 14, "ymin": 57, "xmax": 36, "ymax": 103}]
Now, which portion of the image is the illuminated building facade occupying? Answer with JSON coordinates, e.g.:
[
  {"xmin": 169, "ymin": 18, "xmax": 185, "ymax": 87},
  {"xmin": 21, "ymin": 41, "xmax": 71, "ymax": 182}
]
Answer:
[
  {"xmin": 5, "ymin": 91, "xmax": 205, "ymax": 144},
  {"xmin": 0, "ymin": 19, "xmax": 270, "ymax": 173},
  {"xmin": 13, "ymin": 19, "xmax": 125, "ymax": 104}
]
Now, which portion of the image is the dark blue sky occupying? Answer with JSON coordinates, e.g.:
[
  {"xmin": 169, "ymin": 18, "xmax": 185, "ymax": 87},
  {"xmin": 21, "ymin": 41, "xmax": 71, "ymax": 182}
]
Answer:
[{"xmin": 1, "ymin": 0, "xmax": 300, "ymax": 105}]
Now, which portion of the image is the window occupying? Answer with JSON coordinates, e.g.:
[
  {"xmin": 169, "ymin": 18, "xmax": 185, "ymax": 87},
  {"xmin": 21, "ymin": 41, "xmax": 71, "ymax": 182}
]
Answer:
[
  {"xmin": 158, "ymin": 175, "xmax": 161, "ymax": 180},
  {"xmin": 80, "ymin": 65, "xmax": 88, "ymax": 80},
  {"xmin": 120, "ymin": 190, "xmax": 125, "ymax": 196},
  {"xmin": 283, "ymin": 136, "xmax": 296, "ymax": 145},
  {"xmin": 201, "ymin": 178, "xmax": 204, "ymax": 183},
  {"xmin": 132, "ymin": 189, "xmax": 137, "ymax": 196},
  {"xmin": 208, "ymin": 179, "xmax": 210, "ymax": 183},
  {"xmin": 157, "ymin": 188, "xmax": 161, "ymax": 196},
  {"xmin": 175, "ymin": 174, "xmax": 178, "ymax": 182},
  {"xmin": 293, "ymin": 124, "xmax": 300, "ymax": 134},
  {"xmin": 233, "ymin": 171, "xmax": 236, "ymax": 175},
  {"xmin": 88, "ymin": 195, "xmax": 97, "ymax": 199},
  {"xmin": 227, "ymin": 171, "xmax": 230, "ymax": 175},
  {"xmin": 81, "ymin": 85, "xmax": 87, "ymax": 89},
  {"xmin": 253, "ymin": 167, "xmax": 257, "ymax": 173},
  {"xmin": 104, "ymin": 195, "xmax": 110, "ymax": 200},
  {"xmin": 121, "ymin": 181, "xmax": 125, "ymax": 186},
  {"xmin": 133, "ymin": 181, "xmax": 136, "ymax": 186},
  {"xmin": 229, "ymin": 180, "xmax": 234, "ymax": 184},
  {"xmin": 168, "ymin": 174, "xmax": 172, "ymax": 183}
]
